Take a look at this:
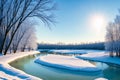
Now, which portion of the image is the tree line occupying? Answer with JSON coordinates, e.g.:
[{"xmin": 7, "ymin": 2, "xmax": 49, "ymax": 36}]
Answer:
[
  {"xmin": 38, "ymin": 42, "xmax": 105, "ymax": 50},
  {"xmin": 105, "ymin": 10, "xmax": 120, "ymax": 57},
  {"xmin": 0, "ymin": 0, "xmax": 55, "ymax": 55}
]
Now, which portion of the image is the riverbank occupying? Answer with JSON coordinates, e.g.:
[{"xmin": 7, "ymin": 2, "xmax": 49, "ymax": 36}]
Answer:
[
  {"xmin": 76, "ymin": 52, "xmax": 120, "ymax": 65},
  {"xmin": 0, "ymin": 51, "xmax": 41, "ymax": 80}
]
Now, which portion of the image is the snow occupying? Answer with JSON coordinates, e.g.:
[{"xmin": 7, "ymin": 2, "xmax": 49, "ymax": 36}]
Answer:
[
  {"xmin": 0, "ymin": 51, "xmax": 42, "ymax": 80},
  {"xmin": 0, "ymin": 71, "xmax": 20, "ymax": 80},
  {"xmin": 76, "ymin": 52, "xmax": 120, "ymax": 65},
  {"xmin": 94, "ymin": 77, "xmax": 108, "ymax": 80},
  {"xmin": 48, "ymin": 49, "xmax": 104, "ymax": 54},
  {"xmin": 35, "ymin": 54, "xmax": 101, "ymax": 72}
]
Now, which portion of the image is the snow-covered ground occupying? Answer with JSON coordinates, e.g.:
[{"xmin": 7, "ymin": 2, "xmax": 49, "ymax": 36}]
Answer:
[
  {"xmin": 94, "ymin": 77, "xmax": 108, "ymax": 80},
  {"xmin": 0, "ymin": 51, "xmax": 41, "ymax": 80},
  {"xmin": 76, "ymin": 52, "xmax": 120, "ymax": 65},
  {"xmin": 48, "ymin": 49, "xmax": 104, "ymax": 54},
  {"xmin": 35, "ymin": 54, "xmax": 101, "ymax": 72}
]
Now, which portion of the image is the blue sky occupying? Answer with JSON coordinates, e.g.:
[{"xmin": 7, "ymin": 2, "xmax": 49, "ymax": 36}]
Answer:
[{"xmin": 36, "ymin": 0, "xmax": 120, "ymax": 44}]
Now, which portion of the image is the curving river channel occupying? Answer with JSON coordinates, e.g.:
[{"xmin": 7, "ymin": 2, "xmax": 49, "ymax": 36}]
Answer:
[{"xmin": 9, "ymin": 52, "xmax": 120, "ymax": 80}]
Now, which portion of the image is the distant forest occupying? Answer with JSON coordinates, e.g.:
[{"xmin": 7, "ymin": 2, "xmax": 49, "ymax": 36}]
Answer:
[{"xmin": 38, "ymin": 42, "xmax": 105, "ymax": 50}]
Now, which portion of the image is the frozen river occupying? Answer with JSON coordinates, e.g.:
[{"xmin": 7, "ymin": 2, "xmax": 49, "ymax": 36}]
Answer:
[{"xmin": 10, "ymin": 52, "xmax": 120, "ymax": 80}]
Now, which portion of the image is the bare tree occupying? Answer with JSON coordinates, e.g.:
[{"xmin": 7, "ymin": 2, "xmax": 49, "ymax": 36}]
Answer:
[
  {"xmin": 19, "ymin": 26, "xmax": 37, "ymax": 52},
  {"xmin": 105, "ymin": 12, "xmax": 120, "ymax": 57},
  {"xmin": 0, "ymin": 0, "xmax": 56, "ymax": 55},
  {"xmin": 11, "ymin": 20, "xmax": 37, "ymax": 53},
  {"xmin": 105, "ymin": 23, "xmax": 115, "ymax": 56}
]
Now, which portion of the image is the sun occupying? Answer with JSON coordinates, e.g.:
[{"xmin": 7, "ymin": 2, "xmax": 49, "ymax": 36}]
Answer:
[{"xmin": 89, "ymin": 13, "xmax": 107, "ymax": 32}]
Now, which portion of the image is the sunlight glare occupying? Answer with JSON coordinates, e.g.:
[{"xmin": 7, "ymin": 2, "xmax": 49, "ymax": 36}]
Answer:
[{"xmin": 89, "ymin": 14, "xmax": 107, "ymax": 32}]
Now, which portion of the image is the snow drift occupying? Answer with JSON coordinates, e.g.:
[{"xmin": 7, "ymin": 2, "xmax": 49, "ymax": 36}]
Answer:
[
  {"xmin": 35, "ymin": 54, "xmax": 101, "ymax": 72},
  {"xmin": 76, "ymin": 53, "xmax": 120, "ymax": 65}
]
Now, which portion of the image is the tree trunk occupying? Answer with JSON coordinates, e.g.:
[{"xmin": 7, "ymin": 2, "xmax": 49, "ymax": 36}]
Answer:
[
  {"xmin": 0, "ymin": 31, "xmax": 8, "ymax": 53},
  {"xmin": 110, "ymin": 52, "xmax": 113, "ymax": 57}
]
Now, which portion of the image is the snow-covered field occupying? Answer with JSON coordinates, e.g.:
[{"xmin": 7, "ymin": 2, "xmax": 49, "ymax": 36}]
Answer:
[
  {"xmin": 76, "ymin": 52, "xmax": 120, "ymax": 65},
  {"xmin": 35, "ymin": 54, "xmax": 101, "ymax": 72},
  {"xmin": 48, "ymin": 49, "xmax": 104, "ymax": 54},
  {"xmin": 0, "ymin": 51, "xmax": 41, "ymax": 80}
]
